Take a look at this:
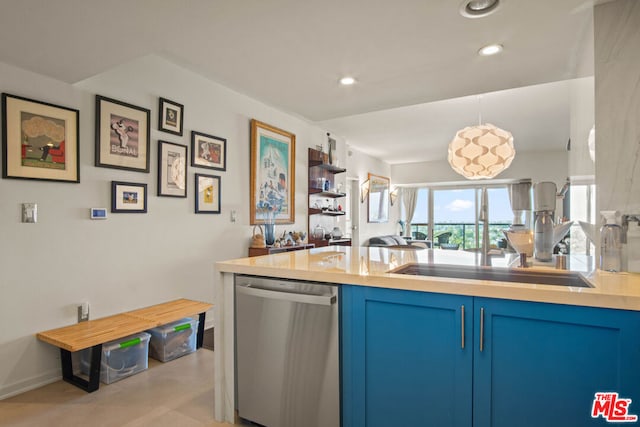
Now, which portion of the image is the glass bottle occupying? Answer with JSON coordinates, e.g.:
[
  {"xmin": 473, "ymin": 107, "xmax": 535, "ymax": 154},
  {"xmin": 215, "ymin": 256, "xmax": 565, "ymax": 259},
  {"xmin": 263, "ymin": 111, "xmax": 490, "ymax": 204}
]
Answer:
[
  {"xmin": 600, "ymin": 211, "xmax": 622, "ymax": 272},
  {"xmin": 534, "ymin": 211, "xmax": 553, "ymax": 262}
]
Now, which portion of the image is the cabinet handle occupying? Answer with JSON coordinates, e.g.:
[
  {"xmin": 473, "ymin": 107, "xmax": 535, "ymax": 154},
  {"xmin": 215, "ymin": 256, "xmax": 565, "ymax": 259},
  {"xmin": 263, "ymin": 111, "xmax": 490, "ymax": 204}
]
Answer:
[
  {"xmin": 461, "ymin": 305, "xmax": 465, "ymax": 349},
  {"xmin": 479, "ymin": 307, "xmax": 485, "ymax": 352}
]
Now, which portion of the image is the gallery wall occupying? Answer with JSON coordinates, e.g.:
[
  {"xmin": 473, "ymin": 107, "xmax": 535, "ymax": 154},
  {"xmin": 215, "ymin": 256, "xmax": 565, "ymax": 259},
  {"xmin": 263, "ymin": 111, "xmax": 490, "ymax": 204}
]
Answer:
[{"xmin": 0, "ymin": 54, "xmax": 333, "ymax": 398}]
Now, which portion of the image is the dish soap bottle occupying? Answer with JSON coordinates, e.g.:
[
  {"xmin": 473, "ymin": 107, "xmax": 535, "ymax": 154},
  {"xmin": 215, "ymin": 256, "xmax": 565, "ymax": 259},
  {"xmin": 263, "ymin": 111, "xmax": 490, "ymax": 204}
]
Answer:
[{"xmin": 600, "ymin": 211, "xmax": 622, "ymax": 272}]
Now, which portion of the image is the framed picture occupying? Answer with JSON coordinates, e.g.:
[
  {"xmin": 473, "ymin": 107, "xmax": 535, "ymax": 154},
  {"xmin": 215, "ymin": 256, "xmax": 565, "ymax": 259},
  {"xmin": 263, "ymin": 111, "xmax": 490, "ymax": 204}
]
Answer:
[
  {"xmin": 367, "ymin": 173, "xmax": 390, "ymax": 223},
  {"xmin": 158, "ymin": 140, "xmax": 187, "ymax": 197},
  {"xmin": 111, "ymin": 181, "xmax": 147, "ymax": 213},
  {"xmin": 249, "ymin": 119, "xmax": 295, "ymax": 224},
  {"xmin": 191, "ymin": 131, "xmax": 226, "ymax": 171},
  {"xmin": 195, "ymin": 173, "xmax": 221, "ymax": 214},
  {"xmin": 95, "ymin": 95, "xmax": 150, "ymax": 172},
  {"xmin": 158, "ymin": 97, "xmax": 184, "ymax": 136},
  {"xmin": 2, "ymin": 93, "xmax": 79, "ymax": 183}
]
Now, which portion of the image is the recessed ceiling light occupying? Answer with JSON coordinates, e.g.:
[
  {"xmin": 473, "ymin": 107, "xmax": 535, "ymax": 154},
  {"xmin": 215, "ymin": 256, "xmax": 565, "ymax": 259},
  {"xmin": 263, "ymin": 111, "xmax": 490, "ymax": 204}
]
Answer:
[
  {"xmin": 459, "ymin": 0, "xmax": 502, "ymax": 18},
  {"xmin": 478, "ymin": 44, "xmax": 503, "ymax": 56},
  {"xmin": 339, "ymin": 77, "xmax": 356, "ymax": 86}
]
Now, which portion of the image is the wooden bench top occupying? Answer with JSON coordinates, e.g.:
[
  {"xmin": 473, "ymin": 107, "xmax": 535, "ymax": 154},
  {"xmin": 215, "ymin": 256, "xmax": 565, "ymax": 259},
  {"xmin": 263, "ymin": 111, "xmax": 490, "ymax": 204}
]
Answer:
[
  {"xmin": 36, "ymin": 299, "xmax": 212, "ymax": 352},
  {"xmin": 125, "ymin": 298, "xmax": 212, "ymax": 325}
]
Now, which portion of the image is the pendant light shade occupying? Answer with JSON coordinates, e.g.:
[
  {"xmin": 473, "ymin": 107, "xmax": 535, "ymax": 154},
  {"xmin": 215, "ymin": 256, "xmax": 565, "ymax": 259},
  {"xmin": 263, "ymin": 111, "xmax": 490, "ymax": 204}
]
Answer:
[{"xmin": 447, "ymin": 123, "xmax": 515, "ymax": 180}]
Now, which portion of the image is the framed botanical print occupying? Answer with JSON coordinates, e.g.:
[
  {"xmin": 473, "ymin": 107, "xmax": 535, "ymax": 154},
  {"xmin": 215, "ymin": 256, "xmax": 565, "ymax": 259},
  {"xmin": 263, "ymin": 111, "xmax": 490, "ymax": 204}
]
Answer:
[
  {"xmin": 2, "ymin": 93, "xmax": 80, "ymax": 183},
  {"xmin": 191, "ymin": 131, "xmax": 226, "ymax": 171},
  {"xmin": 195, "ymin": 173, "xmax": 221, "ymax": 214},
  {"xmin": 111, "ymin": 181, "xmax": 147, "ymax": 213},
  {"xmin": 157, "ymin": 141, "xmax": 187, "ymax": 197},
  {"xmin": 249, "ymin": 119, "xmax": 295, "ymax": 224},
  {"xmin": 95, "ymin": 95, "xmax": 150, "ymax": 172},
  {"xmin": 158, "ymin": 97, "xmax": 184, "ymax": 136}
]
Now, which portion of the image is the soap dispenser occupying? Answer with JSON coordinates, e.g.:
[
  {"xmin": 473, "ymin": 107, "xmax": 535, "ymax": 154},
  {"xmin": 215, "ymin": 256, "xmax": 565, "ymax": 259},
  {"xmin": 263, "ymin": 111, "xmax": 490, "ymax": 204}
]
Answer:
[{"xmin": 600, "ymin": 211, "xmax": 622, "ymax": 272}]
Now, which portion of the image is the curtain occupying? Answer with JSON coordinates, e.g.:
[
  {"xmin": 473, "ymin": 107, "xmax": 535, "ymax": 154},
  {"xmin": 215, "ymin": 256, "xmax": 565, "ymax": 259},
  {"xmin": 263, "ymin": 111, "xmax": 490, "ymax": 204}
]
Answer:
[{"xmin": 402, "ymin": 188, "xmax": 418, "ymax": 237}]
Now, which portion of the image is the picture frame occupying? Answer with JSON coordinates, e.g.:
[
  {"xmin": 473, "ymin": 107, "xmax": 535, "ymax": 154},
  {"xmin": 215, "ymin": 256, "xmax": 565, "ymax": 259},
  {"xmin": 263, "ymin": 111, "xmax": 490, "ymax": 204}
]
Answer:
[
  {"xmin": 2, "ymin": 93, "xmax": 80, "ymax": 183},
  {"xmin": 157, "ymin": 140, "xmax": 187, "ymax": 198},
  {"xmin": 195, "ymin": 173, "xmax": 221, "ymax": 214},
  {"xmin": 191, "ymin": 131, "xmax": 227, "ymax": 171},
  {"xmin": 367, "ymin": 173, "xmax": 390, "ymax": 223},
  {"xmin": 249, "ymin": 119, "xmax": 295, "ymax": 224},
  {"xmin": 158, "ymin": 97, "xmax": 184, "ymax": 136},
  {"xmin": 95, "ymin": 95, "xmax": 150, "ymax": 173},
  {"xmin": 111, "ymin": 181, "xmax": 147, "ymax": 213}
]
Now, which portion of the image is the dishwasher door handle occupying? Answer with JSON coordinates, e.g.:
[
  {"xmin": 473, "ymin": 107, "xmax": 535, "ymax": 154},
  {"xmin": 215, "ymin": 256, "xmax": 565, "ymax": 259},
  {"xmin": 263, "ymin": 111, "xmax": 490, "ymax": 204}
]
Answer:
[{"xmin": 237, "ymin": 284, "xmax": 336, "ymax": 306}]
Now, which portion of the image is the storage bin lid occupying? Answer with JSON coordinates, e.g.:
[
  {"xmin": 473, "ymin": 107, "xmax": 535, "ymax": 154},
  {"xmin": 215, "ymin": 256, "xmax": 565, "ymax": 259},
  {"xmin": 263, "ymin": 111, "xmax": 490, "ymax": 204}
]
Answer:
[
  {"xmin": 103, "ymin": 332, "xmax": 151, "ymax": 352},
  {"xmin": 149, "ymin": 317, "xmax": 198, "ymax": 334}
]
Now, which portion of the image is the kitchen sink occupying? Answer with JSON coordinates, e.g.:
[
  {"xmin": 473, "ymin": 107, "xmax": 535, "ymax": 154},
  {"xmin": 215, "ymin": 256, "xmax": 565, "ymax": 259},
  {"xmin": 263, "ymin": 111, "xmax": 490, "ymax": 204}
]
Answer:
[{"xmin": 390, "ymin": 263, "xmax": 593, "ymax": 288}]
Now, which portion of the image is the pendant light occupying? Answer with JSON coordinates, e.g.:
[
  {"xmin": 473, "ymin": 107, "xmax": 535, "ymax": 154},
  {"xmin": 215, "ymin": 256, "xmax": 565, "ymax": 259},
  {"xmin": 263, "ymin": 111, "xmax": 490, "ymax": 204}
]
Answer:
[{"xmin": 447, "ymin": 96, "xmax": 515, "ymax": 180}]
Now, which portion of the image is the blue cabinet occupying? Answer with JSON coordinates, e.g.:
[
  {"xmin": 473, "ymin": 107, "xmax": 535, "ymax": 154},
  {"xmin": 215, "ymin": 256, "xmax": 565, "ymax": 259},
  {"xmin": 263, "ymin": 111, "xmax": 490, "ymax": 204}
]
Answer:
[
  {"xmin": 342, "ymin": 285, "xmax": 473, "ymax": 427},
  {"xmin": 473, "ymin": 297, "xmax": 640, "ymax": 427},
  {"xmin": 342, "ymin": 285, "xmax": 640, "ymax": 427}
]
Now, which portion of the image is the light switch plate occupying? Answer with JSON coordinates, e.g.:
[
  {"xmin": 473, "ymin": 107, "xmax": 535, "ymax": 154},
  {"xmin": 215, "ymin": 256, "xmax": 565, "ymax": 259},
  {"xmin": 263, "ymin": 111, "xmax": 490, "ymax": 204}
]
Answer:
[{"xmin": 22, "ymin": 203, "xmax": 37, "ymax": 223}]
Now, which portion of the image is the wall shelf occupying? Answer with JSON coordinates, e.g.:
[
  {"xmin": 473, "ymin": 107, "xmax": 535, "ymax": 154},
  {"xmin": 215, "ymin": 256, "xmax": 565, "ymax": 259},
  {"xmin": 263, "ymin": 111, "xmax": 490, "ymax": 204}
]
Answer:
[
  {"xmin": 308, "ymin": 147, "xmax": 351, "ymax": 248},
  {"xmin": 309, "ymin": 208, "xmax": 346, "ymax": 216},
  {"xmin": 308, "ymin": 187, "xmax": 347, "ymax": 198},
  {"xmin": 308, "ymin": 161, "xmax": 347, "ymax": 173}
]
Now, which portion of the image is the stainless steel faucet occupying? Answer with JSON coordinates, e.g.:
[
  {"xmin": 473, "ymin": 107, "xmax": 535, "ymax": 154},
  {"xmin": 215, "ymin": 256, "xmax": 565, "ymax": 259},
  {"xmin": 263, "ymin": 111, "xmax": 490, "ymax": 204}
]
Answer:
[{"xmin": 479, "ymin": 188, "xmax": 491, "ymax": 266}]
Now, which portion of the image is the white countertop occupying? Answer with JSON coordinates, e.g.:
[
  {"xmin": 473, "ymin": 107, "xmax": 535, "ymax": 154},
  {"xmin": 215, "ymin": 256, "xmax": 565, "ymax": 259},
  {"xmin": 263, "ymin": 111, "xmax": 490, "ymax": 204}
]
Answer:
[{"xmin": 216, "ymin": 246, "xmax": 640, "ymax": 311}]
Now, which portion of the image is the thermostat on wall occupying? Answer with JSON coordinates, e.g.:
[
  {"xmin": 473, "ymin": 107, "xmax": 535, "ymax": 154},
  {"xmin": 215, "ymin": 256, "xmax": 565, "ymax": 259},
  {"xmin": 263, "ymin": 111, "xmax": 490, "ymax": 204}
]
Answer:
[{"xmin": 90, "ymin": 208, "xmax": 108, "ymax": 220}]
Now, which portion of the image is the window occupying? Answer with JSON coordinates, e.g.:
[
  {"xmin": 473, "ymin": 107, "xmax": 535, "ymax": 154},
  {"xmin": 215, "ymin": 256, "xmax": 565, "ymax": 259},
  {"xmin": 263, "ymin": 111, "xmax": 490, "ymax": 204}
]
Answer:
[
  {"xmin": 434, "ymin": 188, "xmax": 476, "ymax": 250},
  {"xmin": 408, "ymin": 185, "xmax": 514, "ymax": 250},
  {"xmin": 410, "ymin": 188, "xmax": 429, "ymax": 239},
  {"xmin": 569, "ymin": 183, "xmax": 596, "ymax": 255}
]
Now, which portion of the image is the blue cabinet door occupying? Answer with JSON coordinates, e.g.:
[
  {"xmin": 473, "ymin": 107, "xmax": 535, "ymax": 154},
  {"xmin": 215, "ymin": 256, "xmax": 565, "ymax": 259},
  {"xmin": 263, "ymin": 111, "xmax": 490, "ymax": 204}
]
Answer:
[
  {"xmin": 342, "ymin": 285, "xmax": 473, "ymax": 427},
  {"xmin": 473, "ymin": 298, "xmax": 640, "ymax": 427}
]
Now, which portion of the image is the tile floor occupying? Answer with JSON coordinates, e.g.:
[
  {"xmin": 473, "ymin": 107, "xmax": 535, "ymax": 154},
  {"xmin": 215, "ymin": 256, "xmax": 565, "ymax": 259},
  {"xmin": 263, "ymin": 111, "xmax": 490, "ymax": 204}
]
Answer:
[{"xmin": 0, "ymin": 348, "xmax": 246, "ymax": 427}]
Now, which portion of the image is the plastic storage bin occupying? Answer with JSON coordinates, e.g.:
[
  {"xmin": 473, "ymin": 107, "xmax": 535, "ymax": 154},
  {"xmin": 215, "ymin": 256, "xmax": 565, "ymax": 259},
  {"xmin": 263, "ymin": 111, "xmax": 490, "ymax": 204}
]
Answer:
[
  {"xmin": 147, "ymin": 317, "xmax": 199, "ymax": 362},
  {"xmin": 80, "ymin": 332, "xmax": 150, "ymax": 384}
]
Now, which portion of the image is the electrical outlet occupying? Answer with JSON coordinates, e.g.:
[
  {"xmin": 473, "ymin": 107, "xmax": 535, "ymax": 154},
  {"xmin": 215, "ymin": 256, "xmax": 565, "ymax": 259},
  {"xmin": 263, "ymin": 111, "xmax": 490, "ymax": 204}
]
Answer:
[
  {"xmin": 230, "ymin": 209, "xmax": 237, "ymax": 223},
  {"xmin": 77, "ymin": 303, "xmax": 89, "ymax": 322}
]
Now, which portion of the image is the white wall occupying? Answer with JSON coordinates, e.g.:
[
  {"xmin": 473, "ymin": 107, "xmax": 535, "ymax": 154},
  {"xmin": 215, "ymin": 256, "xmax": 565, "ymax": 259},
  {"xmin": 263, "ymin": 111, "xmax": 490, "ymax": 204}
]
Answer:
[
  {"xmin": 594, "ymin": 0, "xmax": 640, "ymax": 218},
  {"xmin": 568, "ymin": 77, "xmax": 595, "ymax": 180},
  {"xmin": 346, "ymin": 145, "xmax": 399, "ymax": 243},
  {"xmin": 0, "ymin": 55, "xmax": 333, "ymax": 398},
  {"xmin": 567, "ymin": 5, "xmax": 595, "ymax": 180}
]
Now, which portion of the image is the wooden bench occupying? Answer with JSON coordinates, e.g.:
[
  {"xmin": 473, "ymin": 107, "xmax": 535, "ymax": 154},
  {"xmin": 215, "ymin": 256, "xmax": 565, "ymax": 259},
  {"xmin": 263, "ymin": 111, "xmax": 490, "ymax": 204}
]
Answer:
[{"xmin": 36, "ymin": 299, "xmax": 212, "ymax": 393}]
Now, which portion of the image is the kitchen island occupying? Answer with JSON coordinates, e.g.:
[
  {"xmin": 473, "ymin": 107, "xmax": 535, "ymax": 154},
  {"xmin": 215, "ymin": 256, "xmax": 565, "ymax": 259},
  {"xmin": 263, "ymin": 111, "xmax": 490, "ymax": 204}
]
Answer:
[{"xmin": 215, "ymin": 246, "xmax": 640, "ymax": 426}]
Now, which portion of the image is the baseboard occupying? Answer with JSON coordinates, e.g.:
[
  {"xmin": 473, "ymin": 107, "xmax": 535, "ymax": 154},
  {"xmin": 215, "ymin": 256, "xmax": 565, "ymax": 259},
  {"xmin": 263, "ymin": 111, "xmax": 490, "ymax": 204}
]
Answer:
[{"xmin": 0, "ymin": 369, "xmax": 60, "ymax": 400}]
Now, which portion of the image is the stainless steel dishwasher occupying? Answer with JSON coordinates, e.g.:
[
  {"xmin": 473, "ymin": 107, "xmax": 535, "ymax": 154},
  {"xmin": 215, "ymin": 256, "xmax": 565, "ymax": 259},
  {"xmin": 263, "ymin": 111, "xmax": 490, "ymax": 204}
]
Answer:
[{"xmin": 235, "ymin": 275, "xmax": 339, "ymax": 427}]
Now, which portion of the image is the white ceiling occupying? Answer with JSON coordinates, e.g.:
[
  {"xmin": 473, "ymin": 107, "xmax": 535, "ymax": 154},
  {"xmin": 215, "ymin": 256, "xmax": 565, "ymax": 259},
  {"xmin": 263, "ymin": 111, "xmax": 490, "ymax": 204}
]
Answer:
[{"xmin": 0, "ymin": 0, "xmax": 598, "ymax": 164}]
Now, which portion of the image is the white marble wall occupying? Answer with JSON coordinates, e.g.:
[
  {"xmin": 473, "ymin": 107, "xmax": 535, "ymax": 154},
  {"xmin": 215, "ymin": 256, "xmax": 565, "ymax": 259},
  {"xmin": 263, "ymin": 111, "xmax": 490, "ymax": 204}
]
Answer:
[
  {"xmin": 568, "ymin": 77, "xmax": 595, "ymax": 180},
  {"xmin": 594, "ymin": 0, "xmax": 640, "ymax": 219}
]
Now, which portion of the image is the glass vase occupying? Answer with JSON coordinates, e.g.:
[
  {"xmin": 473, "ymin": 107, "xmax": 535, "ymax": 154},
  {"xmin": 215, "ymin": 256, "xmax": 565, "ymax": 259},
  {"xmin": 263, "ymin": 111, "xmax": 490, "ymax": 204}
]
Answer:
[{"xmin": 264, "ymin": 222, "xmax": 275, "ymax": 246}]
